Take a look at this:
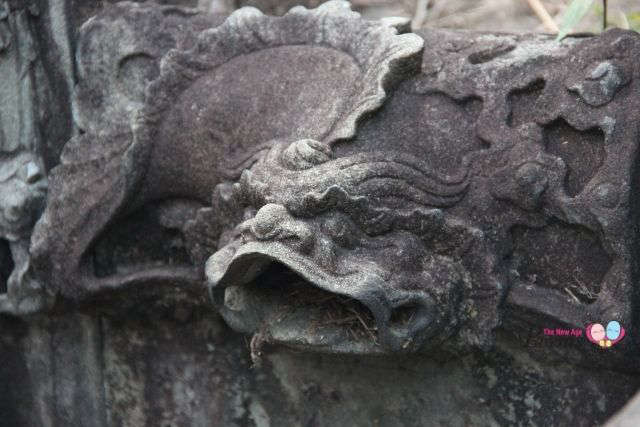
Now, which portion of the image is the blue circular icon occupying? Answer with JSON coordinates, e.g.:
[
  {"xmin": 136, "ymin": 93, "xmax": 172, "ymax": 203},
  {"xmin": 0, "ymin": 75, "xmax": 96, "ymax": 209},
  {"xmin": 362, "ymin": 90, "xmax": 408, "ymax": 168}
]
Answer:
[{"xmin": 606, "ymin": 321, "xmax": 621, "ymax": 340}]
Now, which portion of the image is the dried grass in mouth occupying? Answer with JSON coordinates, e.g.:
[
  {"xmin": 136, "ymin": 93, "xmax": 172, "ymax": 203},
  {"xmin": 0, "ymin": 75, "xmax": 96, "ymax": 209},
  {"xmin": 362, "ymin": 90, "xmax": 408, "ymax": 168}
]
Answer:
[
  {"xmin": 279, "ymin": 283, "xmax": 379, "ymax": 344},
  {"xmin": 248, "ymin": 284, "xmax": 379, "ymax": 366},
  {"xmin": 252, "ymin": 263, "xmax": 379, "ymax": 344}
]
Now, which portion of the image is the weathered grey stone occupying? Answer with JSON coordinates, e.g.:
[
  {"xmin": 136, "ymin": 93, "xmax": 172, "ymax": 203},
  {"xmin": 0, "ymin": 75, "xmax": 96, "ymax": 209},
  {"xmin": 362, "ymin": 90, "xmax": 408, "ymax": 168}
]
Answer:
[
  {"xmin": 72, "ymin": 1, "xmax": 225, "ymax": 134},
  {"xmin": 0, "ymin": 0, "xmax": 67, "ymax": 315},
  {"xmin": 0, "ymin": 152, "xmax": 48, "ymax": 314},
  {"xmin": 2, "ymin": 1, "xmax": 640, "ymax": 425},
  {"xmin": 25, "ymin": 0, "xmax": 640, "ymax": 360}
]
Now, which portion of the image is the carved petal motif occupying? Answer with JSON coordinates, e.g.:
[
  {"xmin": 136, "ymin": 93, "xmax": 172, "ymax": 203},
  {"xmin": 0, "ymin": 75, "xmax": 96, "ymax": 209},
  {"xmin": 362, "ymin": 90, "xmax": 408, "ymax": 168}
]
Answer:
[{"xmin": 140, "ymin": 0, "xmax": 423, "ymax": 148}]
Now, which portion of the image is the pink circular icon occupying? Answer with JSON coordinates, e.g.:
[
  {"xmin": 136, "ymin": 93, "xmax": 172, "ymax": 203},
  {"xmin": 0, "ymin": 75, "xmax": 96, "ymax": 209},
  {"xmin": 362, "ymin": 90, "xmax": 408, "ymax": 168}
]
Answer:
[
  {"xmin": 586, "ymin": 322, "xmax": 626, "ymax": 348},
  {"xmin": 586, "ymin": 323, "xmax": 605, "ymax": 345},
  {"xmin": 590, "ymin": 323, "xmax": 605, "ymax": 341}
]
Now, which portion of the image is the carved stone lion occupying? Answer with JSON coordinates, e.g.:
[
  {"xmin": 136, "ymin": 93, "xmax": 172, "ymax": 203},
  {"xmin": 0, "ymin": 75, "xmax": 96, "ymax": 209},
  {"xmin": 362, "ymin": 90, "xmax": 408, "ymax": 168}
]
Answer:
[{"xmin": 27, "ymin": 1, "xmax": 640, "ymax": 359}]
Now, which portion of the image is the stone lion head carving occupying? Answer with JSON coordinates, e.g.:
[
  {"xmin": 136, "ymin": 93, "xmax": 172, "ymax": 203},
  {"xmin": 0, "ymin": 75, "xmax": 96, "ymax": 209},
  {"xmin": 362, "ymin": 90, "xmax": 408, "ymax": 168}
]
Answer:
[
  {"xmin": 31, "ymin": 1, "xmax": 506, "ymax": 354},
  {"xmin": 128, "ymin": 1, "xmax": 504, "ymax": 354},
  {"xmin": 23, "ymin": 1, "xmax": 640, "ymax": 363},
  {"xmin": 204, "ymin": 138, "xmax": 504, "ymax": 354},
  {"xmin": 183, "ymin": 3, "xmax": 504, "ymax": 354}
]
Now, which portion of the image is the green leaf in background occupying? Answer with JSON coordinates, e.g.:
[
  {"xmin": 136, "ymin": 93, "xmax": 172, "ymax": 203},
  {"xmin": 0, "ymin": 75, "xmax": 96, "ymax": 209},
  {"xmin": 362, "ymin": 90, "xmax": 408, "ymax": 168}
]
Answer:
[
  {"xmin": 556, "ymin": 0, "xmax": 596, "ymax": 41},
  {"xmin": 628, "ymin": 11, "xmax": 640, "ymax": 32}
]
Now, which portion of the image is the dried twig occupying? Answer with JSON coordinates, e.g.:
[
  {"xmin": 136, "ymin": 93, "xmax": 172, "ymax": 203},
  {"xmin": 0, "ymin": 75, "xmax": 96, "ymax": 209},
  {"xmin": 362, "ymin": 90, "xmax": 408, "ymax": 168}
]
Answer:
[
  {"xmin": 347, "ymin": 306, "xmax": 378, "ymax": 343},
  {"xmin": 572, "ymin": 277, "xmax": 597, "ymax": 302},
  {"xmin": 412, "ymin": 0, "xmax": 430, "ymax": 30},
  {"xmin": 250, "ymin": 329, "xmax": 270, "ymax": 368},
  {"xmin": 525, "ymin": 0, "xmax": 560, "ymax": 33},
  {"xmin": 564, "ymin": 287, "xmax": 581, "ymax": 304}
]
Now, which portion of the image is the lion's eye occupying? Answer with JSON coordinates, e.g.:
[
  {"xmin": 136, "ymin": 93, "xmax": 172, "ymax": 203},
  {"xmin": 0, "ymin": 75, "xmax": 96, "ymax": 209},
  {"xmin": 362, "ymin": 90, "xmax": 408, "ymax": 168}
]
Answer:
[{"xmin": 25, "ymin": 162, "xmax": 42, "ymax": 184}]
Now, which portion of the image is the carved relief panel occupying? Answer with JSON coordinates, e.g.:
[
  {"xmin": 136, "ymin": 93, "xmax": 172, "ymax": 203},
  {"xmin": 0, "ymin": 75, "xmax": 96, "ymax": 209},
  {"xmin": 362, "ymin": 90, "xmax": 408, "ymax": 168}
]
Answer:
[
  {"xmin": 2, "ymin": 1, "xmax": 640, "ymax": 425},
  {"xmin": 3, "ymin": 0, "xmax": 640, "ymax": 360}
]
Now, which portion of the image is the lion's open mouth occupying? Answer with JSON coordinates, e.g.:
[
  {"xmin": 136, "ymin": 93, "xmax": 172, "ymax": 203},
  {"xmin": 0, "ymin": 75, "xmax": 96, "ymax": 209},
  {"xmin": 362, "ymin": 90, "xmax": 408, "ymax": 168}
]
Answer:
[
  {"xmin": 219, "ymin": 262, "xmax": 381, "ymax": 351},
  {"xmin": 207, "ymin": 241, "xmax": 437, "ymax": 354},
  {"xmin": 209, "ymin": 253, "xmax": 384, "ymax": 354}
]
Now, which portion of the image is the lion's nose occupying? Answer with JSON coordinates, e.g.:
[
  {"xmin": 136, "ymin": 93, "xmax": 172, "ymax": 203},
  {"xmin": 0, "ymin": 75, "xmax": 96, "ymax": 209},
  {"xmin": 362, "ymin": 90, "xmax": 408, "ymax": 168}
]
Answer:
[{"xmin": 245, "ymin": 204, "xmax": 315, "ymax": 253}]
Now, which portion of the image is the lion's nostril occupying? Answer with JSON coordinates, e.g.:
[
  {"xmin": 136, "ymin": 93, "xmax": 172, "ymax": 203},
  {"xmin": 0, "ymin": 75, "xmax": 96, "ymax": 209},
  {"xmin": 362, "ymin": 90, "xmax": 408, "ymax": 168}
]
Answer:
[
  {"xmin": 25, "ymin": 162, "xmax": 42, "ymax": 184},
  {"xmin": 389, "ymin": 303, "xmax": 420, "ymax": 328}
]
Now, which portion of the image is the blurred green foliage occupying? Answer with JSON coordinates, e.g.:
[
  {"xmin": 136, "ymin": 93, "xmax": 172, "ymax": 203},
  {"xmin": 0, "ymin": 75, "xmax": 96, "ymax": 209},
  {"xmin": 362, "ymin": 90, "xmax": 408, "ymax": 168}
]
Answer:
[
  {"xmin": 557, "ymin": 0, "xmax": 639, "ymax": 41},
  {"xmin": 556, "ymin": 0, "xmax": 595, "ymax": 40},
  {"xmin": 627, "ymin": 11, "xmax": 640, "ymax": 31}
]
